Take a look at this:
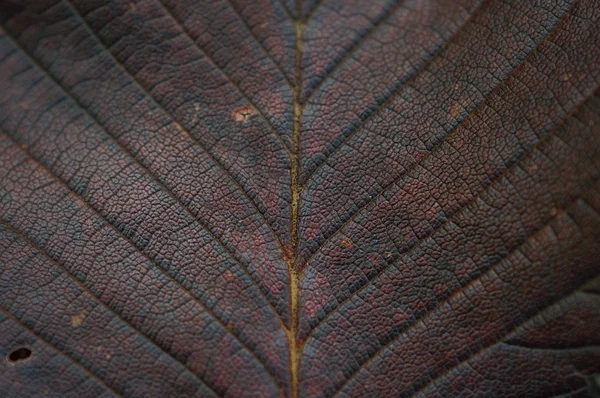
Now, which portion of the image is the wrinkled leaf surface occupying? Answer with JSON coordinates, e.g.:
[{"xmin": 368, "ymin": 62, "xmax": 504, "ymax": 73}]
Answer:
[{"xmin": 1, "ymin": 0, "xmax": 599, "ymax": 397}]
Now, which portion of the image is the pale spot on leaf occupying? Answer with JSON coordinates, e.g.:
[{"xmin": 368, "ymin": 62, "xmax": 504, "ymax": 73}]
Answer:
[
  {"xmin": 70, "ymin": 312, "xmax": 86, "ymax": 327},
  {"xmin": 232, "ymin": 106, "xmax": 255, "ymax": 123}
]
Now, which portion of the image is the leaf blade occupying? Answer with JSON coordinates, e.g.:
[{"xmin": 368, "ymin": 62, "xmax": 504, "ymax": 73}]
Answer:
[{"xmin": 1, "ymin": 0, "xmax": 599, "ymax": 397}]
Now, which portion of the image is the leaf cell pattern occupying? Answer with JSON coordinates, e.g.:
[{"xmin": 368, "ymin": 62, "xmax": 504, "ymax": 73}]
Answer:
[{"xmin": 0, "ymin": 0, "xmax": 599, "ymax": 397}]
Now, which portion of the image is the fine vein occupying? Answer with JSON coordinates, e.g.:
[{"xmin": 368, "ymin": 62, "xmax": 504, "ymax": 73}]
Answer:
[
  {"xmin": 0, "ymin": 33, "xmax": 279, "ymax": 388},
  {"xmin": 301, "ymin": 4, "xmax": 571, "ymax": 268},
  {"xmin": 155, "ymin": 0, "xmax": 295, "ymax": 156},
  {"xmin": 0, "ymin": 305, "xmax": 123, "ymax": 397},
  {"xmin": 303, "ymin": 83, "xmax": 599, "ymax": 341},
  {"xmin": 0, "ymin": 219, "xmax": 216, "ymax": 397},
  {"xmin": 332, "ymin": 187, "xmax": 598, "ymax": 397},
  {"xmin": 60, "ymin": 1, "xmax": 288, "ymax": 322},
  {"xmin": 223, "ymin": 0, "xmax": 294, "ymax": 88},
  {"xmin": 301, "ymin": 0, "xmax": 489, "ymax": 185}
]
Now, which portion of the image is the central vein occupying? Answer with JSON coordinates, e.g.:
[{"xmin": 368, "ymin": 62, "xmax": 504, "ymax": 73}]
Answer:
[{"xmin": 286, "ymin": 8, "xmax": 305, "ymax": 398}]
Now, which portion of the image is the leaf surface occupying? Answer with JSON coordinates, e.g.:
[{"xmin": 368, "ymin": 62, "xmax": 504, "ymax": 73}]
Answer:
[{"xmin": 0, "ymin": 0, "xmax": 599, "ymax": 397}]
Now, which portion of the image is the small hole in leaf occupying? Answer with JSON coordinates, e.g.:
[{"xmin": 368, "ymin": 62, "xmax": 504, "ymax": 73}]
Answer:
[{"xmin": 8, "ymin": 347, "xmax": 31, "ymax": 362}]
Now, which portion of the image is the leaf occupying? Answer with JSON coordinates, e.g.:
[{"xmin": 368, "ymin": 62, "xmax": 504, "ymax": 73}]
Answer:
[{"xmin": 0, "ymin": 0, "xmax": 599, "ymax": 397}]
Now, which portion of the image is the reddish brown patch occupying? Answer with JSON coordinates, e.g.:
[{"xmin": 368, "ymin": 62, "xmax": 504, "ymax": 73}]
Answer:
[
  {"xmin": 231, "ymin": 106, "xmax": 255, "ymax": 123},
  {"xmin": 341, "ymin": 237, "xmax": 353, "ymax": 248}
]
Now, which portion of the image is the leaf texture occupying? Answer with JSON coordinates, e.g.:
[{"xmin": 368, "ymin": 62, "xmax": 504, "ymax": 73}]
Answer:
[{"xmin": 0, "ymin": 0, "xmax": 599, "ymax": 397}]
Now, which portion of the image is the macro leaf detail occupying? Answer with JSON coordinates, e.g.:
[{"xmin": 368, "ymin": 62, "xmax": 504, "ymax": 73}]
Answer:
[{"xmin": 0, "ymin": 0, "xmax": 599, "ymax": 397}]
